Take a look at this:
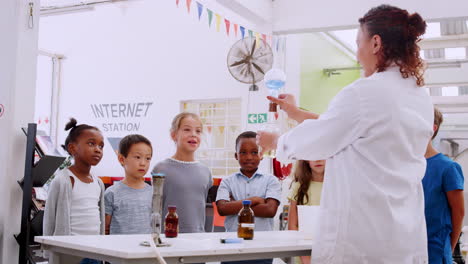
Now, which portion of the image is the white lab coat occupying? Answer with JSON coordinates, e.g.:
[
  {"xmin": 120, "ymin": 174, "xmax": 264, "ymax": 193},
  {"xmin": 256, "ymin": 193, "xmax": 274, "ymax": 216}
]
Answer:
[{"xmin": 276, "ymin": 67, "xmax": 433, "ymax": 264}]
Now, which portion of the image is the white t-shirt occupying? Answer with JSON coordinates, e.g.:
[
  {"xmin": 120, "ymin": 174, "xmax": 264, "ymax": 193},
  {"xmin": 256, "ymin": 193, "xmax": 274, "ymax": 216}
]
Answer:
[{"xmin": 69, "ymin": 172, "xmax": 101, "ymax": 235}]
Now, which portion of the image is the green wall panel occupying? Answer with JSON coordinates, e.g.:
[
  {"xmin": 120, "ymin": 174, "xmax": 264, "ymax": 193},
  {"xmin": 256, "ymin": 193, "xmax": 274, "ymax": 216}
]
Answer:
[{"xmin": 300, "ymin": 33, "xmax": 360, "ymax": 113}]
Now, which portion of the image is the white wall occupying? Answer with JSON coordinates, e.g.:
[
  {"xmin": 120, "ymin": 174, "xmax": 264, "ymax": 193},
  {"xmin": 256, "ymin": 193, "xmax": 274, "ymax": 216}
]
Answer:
[
  {"xmin": 0, "ymin": 0, "xmax": 39, "ymax": 262},
  {"xmin": 283, "ymin": 35, "xmax": 302, "ymax": 104},
  {"xmin": 273, "ymin": 0, "xmax": 468, "ymax": 34},
  {"xmin": 38, "ymin": 0, "xmax": 276, "ymax": 177},
  {"xmin": 216, "ymin": 0, "xmax": 273, "ymax": 29}
]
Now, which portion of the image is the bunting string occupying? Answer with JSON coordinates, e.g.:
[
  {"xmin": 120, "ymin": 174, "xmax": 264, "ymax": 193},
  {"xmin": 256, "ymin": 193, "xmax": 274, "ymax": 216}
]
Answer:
[{"xmin": 174, "ymin": 0, "xmax": 275, "ymax": 48}]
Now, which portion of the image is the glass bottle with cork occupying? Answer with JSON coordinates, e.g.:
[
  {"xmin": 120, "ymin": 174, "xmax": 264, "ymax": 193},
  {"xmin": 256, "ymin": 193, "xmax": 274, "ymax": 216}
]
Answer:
[
  {"xmin": 237, "ymin": 200, "xmax": 255, "ymax": 240},
  {"xmin": 261, "ymin": 68, "xmax": 286, "ymax": 158},
  {"xmin": 164, "ymin": 205, "xmax": 179, "ymax": 238}
]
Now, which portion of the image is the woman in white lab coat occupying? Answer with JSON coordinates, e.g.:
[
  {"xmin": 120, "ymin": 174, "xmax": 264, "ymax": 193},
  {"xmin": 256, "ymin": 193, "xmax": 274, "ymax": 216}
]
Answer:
[{"xmin": 258, "ymin": 5, "xmax": 434, "ymax": 264}]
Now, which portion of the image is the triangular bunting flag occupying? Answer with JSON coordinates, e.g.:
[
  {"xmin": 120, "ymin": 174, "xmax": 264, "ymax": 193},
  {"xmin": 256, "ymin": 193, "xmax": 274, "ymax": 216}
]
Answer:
[
  {"xmin": 233, "ymin": 24, "xmax": 238, "ymax": 37},
  {"xmin": 248, "ymin": 29, "xmax": 253, "ymax": 38},
  {"xmin": 262, "ymin": 34, "xmax": 267, "ymax": 44},
  {"xmin": 186, "ymin": 0, "xmax": 192, "ymax": 13},
  {"xmin": 240, "ymin": 26, "xmax": 245, "ymax": 39},
  {"xmin": 176, "ymin": 0, "xmax": 180, "ymax": 7},
  {"xmin": 224, "ymin": 19, "xmax": 230, "ymax": 36},
  {"xmin": 219, "ymin": 126, "xmax": 225, "ymax": 134},
  {"xmin": 215, "ymin": 14, "xmax": 221, "ymax": 32},
  {"xmin": 196, "ymin": 1, "xmax": 203, "ymax": 20},
  {"xmin": 255, "ymin": 32, "xmax": 260, "ymax": 44},
  {"xmin": 268, "ymin": 35, "xmax": 272, "ymax": 46},
  {"xmin": 207, "ymin": 9, "xmax": 213, "ymax": 27}
]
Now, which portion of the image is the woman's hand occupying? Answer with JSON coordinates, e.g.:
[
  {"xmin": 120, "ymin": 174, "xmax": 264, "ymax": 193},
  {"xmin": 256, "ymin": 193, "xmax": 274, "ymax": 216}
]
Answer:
[
  {"xmin": 267, "ymin": 94, "xmax": 298, "ymax": 117},
  {"xmin": 256, "ymin": 131, "xmax": 280, "ymax": 155},
  {"xmin": 268, "ymin": 94, "xmax": 319, "ymax": 123}
]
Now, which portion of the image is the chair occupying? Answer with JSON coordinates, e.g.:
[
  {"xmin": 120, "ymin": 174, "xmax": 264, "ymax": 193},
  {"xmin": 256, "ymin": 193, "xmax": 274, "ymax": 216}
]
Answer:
[{"xmin": 212, "ymin": 202, "xmax": 226, "ymax": 232}]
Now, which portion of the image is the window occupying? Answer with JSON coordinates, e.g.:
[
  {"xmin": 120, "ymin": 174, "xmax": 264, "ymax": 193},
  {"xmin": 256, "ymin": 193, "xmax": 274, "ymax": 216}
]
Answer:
[{"xmin": 181, "ymin": 98, "xmax": 242, "ymax": 178}]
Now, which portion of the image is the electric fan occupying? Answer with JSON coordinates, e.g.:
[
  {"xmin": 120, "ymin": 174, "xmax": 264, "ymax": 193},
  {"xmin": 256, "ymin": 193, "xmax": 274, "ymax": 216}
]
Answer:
[{"xmin": 227, "ymin": 37, "xmax": 274, "ymax": 90}]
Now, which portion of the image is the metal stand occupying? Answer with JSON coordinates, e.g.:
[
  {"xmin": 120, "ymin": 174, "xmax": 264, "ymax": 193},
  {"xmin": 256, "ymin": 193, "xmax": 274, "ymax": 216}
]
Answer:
[
  {"xmin": 15, "ymin": 123, "xmax": 65, "ymax": 264},
  {"xmin": 151, "ymin": 173, "xmax": 170, "ymax": 247}
]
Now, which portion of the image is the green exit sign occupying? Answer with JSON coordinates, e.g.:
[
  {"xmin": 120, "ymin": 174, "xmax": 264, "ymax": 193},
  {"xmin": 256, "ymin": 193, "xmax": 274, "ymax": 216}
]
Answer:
[{"xmin": 248, "ymin": 113, "xmax": 267, "ymax": 124}]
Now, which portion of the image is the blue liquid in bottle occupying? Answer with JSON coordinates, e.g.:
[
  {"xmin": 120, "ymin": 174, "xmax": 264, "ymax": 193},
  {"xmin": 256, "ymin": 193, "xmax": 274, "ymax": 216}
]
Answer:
[
  {"xmin": 266, "ymin": 80, "xmax": 285, "ymax": 98},
  {"xmin": 265, "ymin": 80, "xmax": 285, "ymax": 90}
]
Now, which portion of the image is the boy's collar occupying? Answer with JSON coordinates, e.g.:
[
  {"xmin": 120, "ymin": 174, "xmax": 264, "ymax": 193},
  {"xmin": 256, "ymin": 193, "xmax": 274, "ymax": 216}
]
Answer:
[{"xmin": 236, "ymin": 169, "xmax": 263, "ymax": 179}]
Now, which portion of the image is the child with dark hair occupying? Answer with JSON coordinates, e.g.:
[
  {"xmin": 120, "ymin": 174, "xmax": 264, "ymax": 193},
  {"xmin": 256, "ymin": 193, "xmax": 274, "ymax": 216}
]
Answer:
[
  {"xmin": 44, "ymin": 118, "xmax": 105, "ymax": 264},
  {"xmin": 105, "ymin": 134, "xmax": 153, "ymax": 235},
  {"xmin": 216, "ymin": 131, "xmax": 281, "ymax": 264},
  {"xmin": 423, "ymin": 107, "xmax": 465, "ymax": 263}
]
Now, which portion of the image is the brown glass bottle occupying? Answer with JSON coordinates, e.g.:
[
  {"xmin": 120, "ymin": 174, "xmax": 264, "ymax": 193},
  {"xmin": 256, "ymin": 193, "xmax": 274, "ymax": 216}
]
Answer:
[
  {"xmin": 164, "ymin": 206, "xmax": 179, "ymax": 238},
  {"xmin": 237, "ymin": 200, "xmax": 255, "ymax": 240}
]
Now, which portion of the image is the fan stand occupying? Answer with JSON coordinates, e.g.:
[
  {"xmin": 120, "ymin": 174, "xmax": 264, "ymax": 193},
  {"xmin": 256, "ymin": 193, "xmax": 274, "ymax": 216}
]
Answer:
[{"xmin": 249, "ymin": 84, "xmax": 259, "ymax": 91}]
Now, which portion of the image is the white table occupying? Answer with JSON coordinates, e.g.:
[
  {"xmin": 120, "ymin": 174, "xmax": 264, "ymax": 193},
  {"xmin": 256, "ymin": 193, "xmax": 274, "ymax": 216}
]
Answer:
[{"xmin": 35, "ymin": 231, "xmax": 312, "ymax": 264}]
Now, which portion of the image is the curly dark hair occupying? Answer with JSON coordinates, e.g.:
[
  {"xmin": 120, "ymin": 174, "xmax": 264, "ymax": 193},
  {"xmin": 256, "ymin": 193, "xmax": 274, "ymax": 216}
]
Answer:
[
  {"xmin": 359, "ymin": 5, "xmax": 427, "ymax": 86},
  {"xmin": 62, "ymin": 118, "xmax": 100, "ymax": 154}
]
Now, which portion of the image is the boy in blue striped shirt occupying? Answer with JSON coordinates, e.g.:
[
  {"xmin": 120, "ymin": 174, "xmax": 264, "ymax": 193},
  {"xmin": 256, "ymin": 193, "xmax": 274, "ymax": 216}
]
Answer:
[{"xmin": 216, "ymin": 131, "xmax": 281, "ymax": 264}]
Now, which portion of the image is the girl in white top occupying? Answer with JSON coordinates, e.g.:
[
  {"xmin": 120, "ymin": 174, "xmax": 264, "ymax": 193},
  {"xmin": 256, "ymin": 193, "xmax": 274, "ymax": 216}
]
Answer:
[
  {"xmin": 258, "ymin": 5, "xmax": 433, "ymax": 264},
  {"xmin": 44, "ymin": 118, "xmax": 106, "ymax": 264}
]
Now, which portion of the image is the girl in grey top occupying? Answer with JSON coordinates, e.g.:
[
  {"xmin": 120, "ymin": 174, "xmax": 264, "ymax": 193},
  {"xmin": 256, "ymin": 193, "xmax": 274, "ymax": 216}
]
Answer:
[{"xmin": 153, "ymin": 113, "xmax": 212, "ymax": 233}]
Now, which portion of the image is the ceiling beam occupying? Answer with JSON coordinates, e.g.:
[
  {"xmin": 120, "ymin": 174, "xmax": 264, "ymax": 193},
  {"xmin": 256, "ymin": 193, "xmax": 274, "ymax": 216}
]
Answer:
[
  {"xmin": 438, "ymin": 107, "xmax": 468, "ymax": 114},
  {"xmin": 215, "ymin": 0, "xmax": 272, "ymax": 32},
  {"xmin": 272, "ymin": 0, "xmax": 468, "ymax": 35},
  {"xmin": 425, "ymin": 61, "xmax": 468, "ymax": 86},
  {"xmin": 432, "ymin": 95, "xmax": 468, "ymax": 106},
  {"xmin": 419, "ymin": 34, "xmax": 468, "ymax": 50},
  {"xmin": 440, "ymin": 130, "xmax": 468, "ymax": 140}
]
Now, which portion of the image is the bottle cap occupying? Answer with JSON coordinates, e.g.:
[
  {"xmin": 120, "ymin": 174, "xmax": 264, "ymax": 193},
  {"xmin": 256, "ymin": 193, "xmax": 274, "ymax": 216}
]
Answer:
[
  {"xmin": 242, "ymin": 200, "xmax": 251, "ymax": 205},
  {"xmin": 168, "ymin": 205, "xmax": 177, "ymax": 210}
]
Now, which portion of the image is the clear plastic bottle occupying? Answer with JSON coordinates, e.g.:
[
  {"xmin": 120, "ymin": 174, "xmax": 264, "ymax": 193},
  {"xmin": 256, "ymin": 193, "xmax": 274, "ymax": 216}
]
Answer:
[
  {"xmin": 238, "ymin": 200, "xmax": 255, "ymax": 240},
  {"xmin": 164, "ymin": 206, "xmax": 179, "ymax": 238}
]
